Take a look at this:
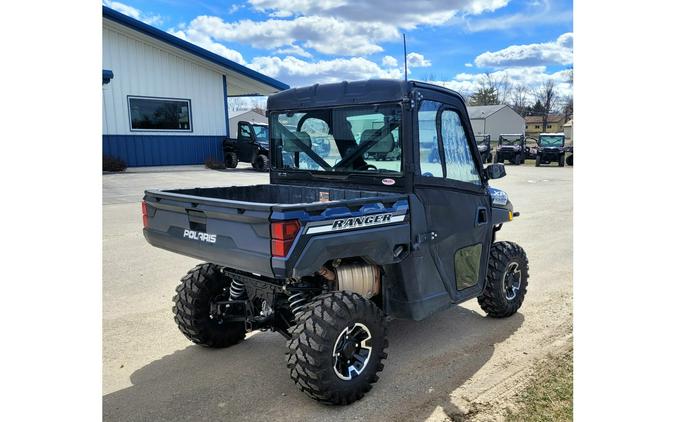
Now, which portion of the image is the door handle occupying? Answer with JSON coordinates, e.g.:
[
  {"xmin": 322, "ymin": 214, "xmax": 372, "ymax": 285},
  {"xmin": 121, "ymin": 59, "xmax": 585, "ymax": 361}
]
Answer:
[{"xmin": 476, "ymin": 207, "xmax": 488, "ymax": 226}]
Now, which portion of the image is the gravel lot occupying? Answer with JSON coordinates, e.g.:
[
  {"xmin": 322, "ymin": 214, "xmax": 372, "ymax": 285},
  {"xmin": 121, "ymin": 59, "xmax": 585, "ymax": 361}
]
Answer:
[{"xmin": 103, "ymin": 163, "xmax": 572, "ymax": 421}]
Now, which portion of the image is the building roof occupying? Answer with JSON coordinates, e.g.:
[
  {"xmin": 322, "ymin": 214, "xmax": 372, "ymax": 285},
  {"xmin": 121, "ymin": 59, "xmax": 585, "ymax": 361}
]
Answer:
[
  {"xmin": 229, "ymin": 109, "xmax": 266, "ymax": 119},
  {"xmin": 467, "ymin": 105, "xmax": 508, "ymax": 119},
  {"xmin": 525, "ymin": 114, "xmax": 565, "ymax": 124},
  {"xmin": 102, "ymin": 6, "xmax": 289, "ymax": 92}
]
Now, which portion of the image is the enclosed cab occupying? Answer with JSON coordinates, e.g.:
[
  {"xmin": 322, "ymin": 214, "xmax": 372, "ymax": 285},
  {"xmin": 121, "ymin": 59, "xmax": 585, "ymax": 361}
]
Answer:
[
  {"xmin": 495, "ymin": 134, "xmax": 526, "ymax": 165},
  {"xmin": 142, "ymin": 79, "xmax": 528, "ymax": 405},
  {"xmin": 535, "ymin": 132, "xmax": 566, "ymax": 167},
  {"xmin": 222, "ymin": 121, "xmax": 270, "ymax": 171}
]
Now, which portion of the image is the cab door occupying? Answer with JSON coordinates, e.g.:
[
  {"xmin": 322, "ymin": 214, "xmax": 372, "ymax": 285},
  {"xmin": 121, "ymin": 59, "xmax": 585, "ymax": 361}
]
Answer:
[
  {"xmin": 237, "ymin": 122, "xmax": 256, "ymax": 162},
  {"xmin": 413, "ymin": 93, "xmax": 492, "ymax": 303}
]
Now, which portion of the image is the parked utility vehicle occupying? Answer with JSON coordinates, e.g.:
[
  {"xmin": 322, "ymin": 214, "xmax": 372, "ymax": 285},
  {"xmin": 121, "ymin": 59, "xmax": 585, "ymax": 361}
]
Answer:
[
  {"xmin": 142, "ymin": 80, "xmax": 528, "ymax": 405},
  {"xmin": 222, "ymin": 120, "xmax": 270, "ymax": 171},
  {"xmin": 476, "ymin": 134, "xmax": 492, "ymax": 163},
  {"xmin": 495, "ymin": 134, "xmax": 526, "ymax": 165},
  {"xmin": 535, "ymin": 132, "xmax": 566, "ymax": 167}
]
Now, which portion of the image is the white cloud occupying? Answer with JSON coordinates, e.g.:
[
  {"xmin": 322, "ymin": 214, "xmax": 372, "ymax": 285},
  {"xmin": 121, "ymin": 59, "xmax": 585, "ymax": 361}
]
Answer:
[
  {"xmin": 249, "ymin": 56, "xmax": 403, "ymax": 87},
  {"xmin": 182, "ymin": 15, "xmax": 399, "ymax": 56},
  {"xmin": 248, "ymin": 0, "xmax": 509, "ymax": 28},
  {"xmin": 274, "ymin": 44, "xmax": 313, "ymax": 58},
  {"xmin": 168, "ymin": 28, "xmax": 247, "ymax": 64},
  {"xmin": 407, "ymin": 52, "xmax": 431, "ymax": 68},
  {"xmin": 429, "ymin": 66, "xmax": 572, "ymax": 99},
  {"xmin": 103, "ymin": 0, "xmax": 162, "ymax": 25},
  {"xmin": 382, "ymin": 55, "xmax": 399, "ymax": 68},
  {"xmin": 464, "ymin": 62, "xmax": 474, "ymax": 67},
  {"xmin": 474, "ymin": 32, "xmax": 573, "ymax": 67}
]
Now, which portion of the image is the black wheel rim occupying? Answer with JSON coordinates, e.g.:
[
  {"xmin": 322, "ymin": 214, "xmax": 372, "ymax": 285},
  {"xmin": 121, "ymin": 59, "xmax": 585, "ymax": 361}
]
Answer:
[
  {"xmin": 332, "ymin": 323, "xmax": 372, "ymax": 381},
  {"xmin": 502, "ymin": 262, "xmax": 522, "ymax": 301}
]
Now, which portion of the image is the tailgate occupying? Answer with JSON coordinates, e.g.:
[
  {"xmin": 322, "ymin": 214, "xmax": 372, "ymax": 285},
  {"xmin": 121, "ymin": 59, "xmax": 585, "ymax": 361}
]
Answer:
[{"xmin": 142, "ymin": 190, "xmax": 274, "ymax": 277}]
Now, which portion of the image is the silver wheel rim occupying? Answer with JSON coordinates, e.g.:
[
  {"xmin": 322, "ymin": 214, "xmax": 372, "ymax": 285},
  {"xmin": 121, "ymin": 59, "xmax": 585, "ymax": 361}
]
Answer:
[
  {"xmin": 332, "ymin": 323, "xmax": 373, "ymax": 381},
  {"xmin": 502, "ymin": 262, "xmax": 522, "ymax": 301}
]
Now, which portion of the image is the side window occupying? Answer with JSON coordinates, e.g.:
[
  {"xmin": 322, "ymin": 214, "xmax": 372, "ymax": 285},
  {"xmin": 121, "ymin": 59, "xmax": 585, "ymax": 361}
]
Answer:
[
  {"xmin": 418, "ymin": 101, "xmax": 444, "ymax": 177},
  {"xmin": 440, "ymin": 110, "xmax": 481, "ymax": 185},
  {"xmin": 239, "ymin": 124, "xmax": 252, "ymax": 141}
]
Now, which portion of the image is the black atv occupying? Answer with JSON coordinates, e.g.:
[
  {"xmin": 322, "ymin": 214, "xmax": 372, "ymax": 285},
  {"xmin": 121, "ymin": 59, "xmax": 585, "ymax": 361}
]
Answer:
[
  {"xmin": 495, "ymin": 134, "xmax": 526, "ymax": 165},
  {"xmin": 535, "ymin": 133, "xmax": 566, "ymax": 167},
  {"xmin": 223, "ymin": 121, "xmax": 271, "ymax": 171},
  {"xmin": 143, "ymin": 79, "xmax": 528, "ymax": 405}
]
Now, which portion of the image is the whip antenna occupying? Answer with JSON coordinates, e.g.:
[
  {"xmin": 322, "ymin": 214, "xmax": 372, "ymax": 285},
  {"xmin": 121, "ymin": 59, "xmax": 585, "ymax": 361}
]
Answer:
[{"xmin": 403, "ymin": 33, "xmax": 408, "ymax": 81}]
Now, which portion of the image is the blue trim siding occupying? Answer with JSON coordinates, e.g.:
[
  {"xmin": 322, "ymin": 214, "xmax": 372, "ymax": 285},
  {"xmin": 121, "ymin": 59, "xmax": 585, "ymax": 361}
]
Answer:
[
  {"xmin": 223, "ymin": 75, "xmax": 230, "ymax": 136},
  {"xmin": 102, "ymin": 6, "xmax": 289, "ymax": 92},
  {"xmin": 103, "ymin": 135, "xmax": 224, "ymax": 166}
]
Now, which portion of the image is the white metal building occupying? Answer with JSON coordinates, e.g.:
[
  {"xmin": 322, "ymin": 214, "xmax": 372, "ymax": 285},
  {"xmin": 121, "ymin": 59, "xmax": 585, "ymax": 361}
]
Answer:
[
  {"xmin": 467, "ymin": 105, "xmax": 525, "ymax": 140},
  {"xmin": 102, "ymin": 6, "xmax": 288, "ymax": 166}
]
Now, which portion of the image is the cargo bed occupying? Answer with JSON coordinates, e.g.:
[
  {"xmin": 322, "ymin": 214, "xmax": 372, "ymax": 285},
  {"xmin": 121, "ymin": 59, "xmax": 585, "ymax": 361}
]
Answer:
[{"xmin": 142, "ymin": 184, "xmax": 405, "ymax": 278}]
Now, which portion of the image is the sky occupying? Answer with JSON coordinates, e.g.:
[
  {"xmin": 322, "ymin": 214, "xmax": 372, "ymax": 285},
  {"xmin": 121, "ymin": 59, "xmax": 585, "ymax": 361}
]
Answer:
[{"xmin": 103, "ymin": 0, "xmax": 572, "ymax": 104}]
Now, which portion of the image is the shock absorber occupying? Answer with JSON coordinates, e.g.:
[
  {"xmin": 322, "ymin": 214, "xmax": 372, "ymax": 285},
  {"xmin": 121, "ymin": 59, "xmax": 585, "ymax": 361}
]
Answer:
[
  {"xmin": 288, "ymin": 291, "xmax": 308, "ymax": 318},
  {"xmin": 229, "ymin": 278, "xmax": 246, "ymax": 300}
]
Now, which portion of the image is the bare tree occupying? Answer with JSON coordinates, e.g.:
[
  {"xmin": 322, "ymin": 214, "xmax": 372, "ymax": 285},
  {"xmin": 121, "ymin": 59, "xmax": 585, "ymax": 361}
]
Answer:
[
  {"xmin": 534, "ymin": 80, "xmax": 558, "ymax": 133},
  {"xmin": 469, "ymin": 72, "xmax": 512, "ymax": 106},
  {"xmin": 509, "ymin": 84, "xmax": 530, "ymax": 116}
]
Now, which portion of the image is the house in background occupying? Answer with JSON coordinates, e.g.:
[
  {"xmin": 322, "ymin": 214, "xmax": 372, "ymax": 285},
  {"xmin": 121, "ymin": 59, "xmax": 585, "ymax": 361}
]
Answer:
[
  {"xmin": 563, "ymin": 119, "xmax": 573, "ymax": 143},
  {"xmin": 102, "ymin": 6, "xmax": 288, "ymax": 167},
  {"xmin": 228, "ymin": 109, "xmax": 267, "ymax": 132},
  {"xmin": 525, "ymin": 114, "xmax": 566, "ymax": 138},
  {"xmin": 467, "ymin": 105, "xmax": 525, "ymax": 141}
]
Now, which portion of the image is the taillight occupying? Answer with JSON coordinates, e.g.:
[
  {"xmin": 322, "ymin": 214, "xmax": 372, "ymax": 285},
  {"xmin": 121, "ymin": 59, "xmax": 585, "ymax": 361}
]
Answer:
[
  {"xmin": 142, "ymin": 201, "xmax": 149, "ymax": 228},
  {"xmin": 271, "ymin": 220, "xmax": 300, "ymax": 257}
]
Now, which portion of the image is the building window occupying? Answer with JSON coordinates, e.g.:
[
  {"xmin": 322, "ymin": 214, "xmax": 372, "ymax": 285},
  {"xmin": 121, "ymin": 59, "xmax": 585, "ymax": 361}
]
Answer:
[
  {"xmin": 128, "ymin": 96, "xmax": 192, "ymax": 131},
  {"xmin": 547, "ymin": 125, "xmax": 552, "ymax": 128},
  {"xmin": 535, "ymin": 125, "xmax": 540, "ymax": 129}
]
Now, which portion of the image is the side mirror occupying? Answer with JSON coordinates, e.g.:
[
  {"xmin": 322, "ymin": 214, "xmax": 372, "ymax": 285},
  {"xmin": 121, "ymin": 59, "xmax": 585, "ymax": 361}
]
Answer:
[{"xmin": 486, "ymin": 163, "xmax": 506, "ymax": 179}]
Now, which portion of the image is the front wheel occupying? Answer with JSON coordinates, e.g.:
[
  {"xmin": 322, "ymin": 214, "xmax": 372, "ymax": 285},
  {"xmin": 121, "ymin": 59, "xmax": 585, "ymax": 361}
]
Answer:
[
  {"xmin": 286, "ymin": 291, "xmax": 388, "ymax": 405},
  {"xmin": 558, "ymin": 155, "xmax": 565, "ymax": 167},
  {"xmin": 478, "ymin": 242, "xmax": 529, "ymax": 318},
  {"xmin": 535, "ymin": 155, "xmax": 541, "ymax": 167},
  {"xmin": 253, "ymin": 154, "xmax": 269, "ymax": 172}
]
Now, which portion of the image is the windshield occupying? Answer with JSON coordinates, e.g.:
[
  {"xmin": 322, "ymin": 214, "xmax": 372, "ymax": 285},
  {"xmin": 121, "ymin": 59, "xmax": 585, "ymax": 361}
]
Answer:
[
  {"xmin": 270, "ymin": 104, "xmax": 402, "ymax": 174},
  {"xmin": 253, "ymin": 125, "xmax": 269, "ymax": 142},
  {"xmin": 539, "ymin": 135, "xmax": 564, "ymax": 147},
  {"xmin": 500, "ymin": 137, "xmax": 521, "ymax": 145}
]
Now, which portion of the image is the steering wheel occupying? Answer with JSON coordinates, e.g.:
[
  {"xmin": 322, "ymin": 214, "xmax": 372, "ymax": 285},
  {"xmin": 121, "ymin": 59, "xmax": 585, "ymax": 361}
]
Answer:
[{"xmin": 364, "ymin": 164, "xmax": 378, "ymax": 171}]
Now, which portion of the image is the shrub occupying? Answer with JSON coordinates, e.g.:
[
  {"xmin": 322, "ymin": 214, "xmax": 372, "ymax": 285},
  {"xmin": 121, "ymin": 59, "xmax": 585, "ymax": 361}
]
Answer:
[
  {"xmin": 205, "ymin": 157, "xmax": 227, "ymax": 170},
  {"xmin": 103, "ymin": 155, "xmax": 127, "ymax": 172}
]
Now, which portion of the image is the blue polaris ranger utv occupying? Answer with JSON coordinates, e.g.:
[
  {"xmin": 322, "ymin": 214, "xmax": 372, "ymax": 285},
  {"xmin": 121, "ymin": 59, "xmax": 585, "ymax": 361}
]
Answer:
[{"xmin": 142, "ymin": 80, "xmax": 528, "ymax": 405}]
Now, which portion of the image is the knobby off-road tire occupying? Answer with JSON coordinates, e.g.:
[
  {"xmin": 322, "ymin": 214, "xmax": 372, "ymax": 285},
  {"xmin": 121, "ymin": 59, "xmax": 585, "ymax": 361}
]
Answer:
[
  {"xmin": 253, "ymin": 154, "xmax": 269, "ymax": 172},
  {"xmin": 172, "ymin": 263, "xmax": 246, "ymax": 348},
  {"xmin": 566, "ymin": 154, "xmax": 573, "ymax": 166},
  {"xmin": 535, "ymin": 155, "xmax": 541, "ymax": 167},
  {"xmin": 224, "ymin": 152, "xmax": 239, "ymax": 169},
  {"xmin": 558, "ymin": 155, "xmax": 565, "ymax": 167},
  {"xmin": 286, "ymin": 291, "xmax": 388, "ymax": 405},
  {"xmin": 478, "ymin": 241, "xmax": 529, "ymax": 318}
]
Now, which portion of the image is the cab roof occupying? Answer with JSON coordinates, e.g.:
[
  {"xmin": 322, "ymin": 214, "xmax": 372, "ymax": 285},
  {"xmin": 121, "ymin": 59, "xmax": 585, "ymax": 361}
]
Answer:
[{"xmin": 267, "ymin": 79, "xmax": 464, "ymax": 111}]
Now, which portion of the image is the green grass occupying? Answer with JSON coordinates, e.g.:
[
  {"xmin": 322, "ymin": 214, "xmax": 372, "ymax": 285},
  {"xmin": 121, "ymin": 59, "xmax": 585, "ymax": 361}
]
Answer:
[{"xmin": 506, "ymin": 349, "xmax": 573, "ymax": 422}]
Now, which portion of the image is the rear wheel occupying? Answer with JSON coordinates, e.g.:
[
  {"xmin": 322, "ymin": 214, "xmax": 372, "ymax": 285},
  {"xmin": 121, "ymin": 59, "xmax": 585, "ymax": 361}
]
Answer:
[
  {"xmin": 286, "ymin": 291, "xmax": 388, "ymax": 405},
  {"xmin": 478, "ymin": 242, "xmax": 529, "ymax": 318},
  {"xmin": 224, "ymin": 152, "xmax": 238, "ymax": 169},
  {"xmin": 558, "ymin": 155, "xmax": 565, "ymax": 167},
  {"xmin": 253, "ymin": 154, "xmax": 269, "ymax": 172},
  {"xmin": 514, "ymin": 154, "xmax": 522, "ymax": 165},
  {"xmin": 172, "ymin": 263, "xmax": 246, "ymax": 348},
  {"xmin": 535, "ymin": 155, "xmax": 541, "ymax": 167},
  {"xmin": 566, "ymin": 154, "xmax": 573, "ymax": 166}
]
